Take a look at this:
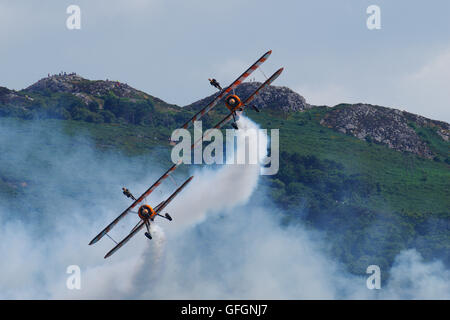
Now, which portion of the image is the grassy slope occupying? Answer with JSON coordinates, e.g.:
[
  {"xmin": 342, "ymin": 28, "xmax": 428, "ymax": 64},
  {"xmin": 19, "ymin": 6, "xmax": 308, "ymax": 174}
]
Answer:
[{"xmin": 249, "ymin": 107, "xmax": 449, "ymax": 214}]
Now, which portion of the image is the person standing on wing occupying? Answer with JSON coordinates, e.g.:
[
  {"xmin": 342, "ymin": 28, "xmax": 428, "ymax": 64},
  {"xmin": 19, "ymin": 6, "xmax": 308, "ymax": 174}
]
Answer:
[
  {"xmin": 122, "ymin": 187, "xmax": 136, "ymax": 201},
  {"xmin": 209, "ymin": 78, "xmax": 222, "ymax": 91}
]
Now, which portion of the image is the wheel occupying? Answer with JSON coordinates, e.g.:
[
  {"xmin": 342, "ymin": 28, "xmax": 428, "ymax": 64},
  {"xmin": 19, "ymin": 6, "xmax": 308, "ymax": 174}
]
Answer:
[
  {"xmin": 165, "ymin": 213, "xmax": 172, "ymax": 221},
  {"xmin": 231, "ymin": 123, "xmax": 238, "ymax": 130},
  {"xmin": 145, "ymin": 232, "xmax": 152, "ymax": 240}
]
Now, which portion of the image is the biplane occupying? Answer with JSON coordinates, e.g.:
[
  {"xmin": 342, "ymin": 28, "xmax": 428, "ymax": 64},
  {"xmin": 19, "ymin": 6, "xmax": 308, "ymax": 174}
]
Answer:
[
  {"xmin": 171, "ymin": 50, "xmax": 283, "ymax": 144},
  {"xmin": 89, "ymin": 164, "xmax": 193, "ymax": 258}
]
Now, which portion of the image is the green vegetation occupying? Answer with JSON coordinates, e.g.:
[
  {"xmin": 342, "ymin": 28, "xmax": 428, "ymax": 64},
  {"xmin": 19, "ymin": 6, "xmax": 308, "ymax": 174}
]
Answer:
[
  {"xmin": 410, "ymin": 122, "xmax": 450, "ymax": 164},
  {"xmin": 248, "ymin": 107, "xmax": 449, "ymax": 215}
]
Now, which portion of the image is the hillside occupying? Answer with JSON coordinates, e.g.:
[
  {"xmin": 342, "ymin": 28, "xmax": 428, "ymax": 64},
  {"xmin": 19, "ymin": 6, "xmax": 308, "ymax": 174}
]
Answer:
[
  {"xmin": 0, "ymin": 73, "xmax": 181, "ymax": 126},
  {"xmin": 0, "ymin": 74, "xmax": 448, "ymax": 277}
]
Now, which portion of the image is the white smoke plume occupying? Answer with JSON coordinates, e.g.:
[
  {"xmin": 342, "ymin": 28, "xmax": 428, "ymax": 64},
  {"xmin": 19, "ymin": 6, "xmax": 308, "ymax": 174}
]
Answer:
[
  {"xmin": 0, "ymin": 117, "xmax": 449, "ymax": 299},
  {"xmin": 166, "ymin": 116, "xmax": 264, "ymax": 234}
]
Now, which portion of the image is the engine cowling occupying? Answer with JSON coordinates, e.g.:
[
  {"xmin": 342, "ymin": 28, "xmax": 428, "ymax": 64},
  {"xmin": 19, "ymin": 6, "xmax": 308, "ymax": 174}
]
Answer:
[
  {"xmin": 138, "ymin": 204, "xmax": 155, "ymax": 220},
  {"xmin": 225, "ymin": 94, "xmax": 242, "ymax": 111}
]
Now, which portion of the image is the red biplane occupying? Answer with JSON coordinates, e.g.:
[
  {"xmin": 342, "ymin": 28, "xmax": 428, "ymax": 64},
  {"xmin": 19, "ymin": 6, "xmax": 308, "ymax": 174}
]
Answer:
[
  {"xmin": 89, "ymin": 164, "xmax": 193, "ymax": 258},
  {"xmin": 171, "ymin": 50, "xmax": 283, "ymax": 145}
]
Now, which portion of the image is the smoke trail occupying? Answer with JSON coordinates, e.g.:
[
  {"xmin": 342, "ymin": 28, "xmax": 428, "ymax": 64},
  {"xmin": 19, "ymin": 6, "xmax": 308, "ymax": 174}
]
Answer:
[
  {"xmin": 165, "ymin": 116, "xmax": 265, "ymax": 234},
  {"xmin": 105, "ymin": 115, "xmax": 268, "ymax": 298},
  {"xmin": 129, "ymin": 224, "xmax": 166, "ymax": 299}
]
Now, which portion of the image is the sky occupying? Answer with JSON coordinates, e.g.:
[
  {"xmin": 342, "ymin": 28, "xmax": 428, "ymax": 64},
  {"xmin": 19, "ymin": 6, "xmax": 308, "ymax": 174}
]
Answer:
[{"xmin": 1, "ymin": 0, "xmax": 449, "ymax": 121}]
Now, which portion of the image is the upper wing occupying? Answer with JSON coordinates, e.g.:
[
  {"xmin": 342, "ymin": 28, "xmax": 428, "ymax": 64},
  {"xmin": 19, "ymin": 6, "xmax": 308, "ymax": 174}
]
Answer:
[
  {"xmin": 173, "ymin": 50, "xmax": 272, "ymax": 136},
  {"xmin": 130, "ymin": 163, "xmax": 180, "ymax": 209},
  {"xmin": 89, "ymin": 163, "xmax": 180, "ymax": 245},
  {"xmin": 104, "ymin": 220, "xmax": 145, "ymax": 259},
  {"xmin": 242, "ymin": 68, "xmax": 284, "ymax": 106}
]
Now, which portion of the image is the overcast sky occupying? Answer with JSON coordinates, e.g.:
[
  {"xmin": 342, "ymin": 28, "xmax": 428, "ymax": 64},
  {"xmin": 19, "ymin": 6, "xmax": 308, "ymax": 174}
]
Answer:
[{"xmin": 1, "ymin": 0, "xmax": 449, "ymax": 121}]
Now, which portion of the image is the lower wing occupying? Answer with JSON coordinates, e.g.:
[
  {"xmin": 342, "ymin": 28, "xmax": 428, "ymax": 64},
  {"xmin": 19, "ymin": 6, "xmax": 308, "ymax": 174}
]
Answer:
[
  {"xmin": 104, "ymin": 220, "xmax": 145, "ymax": 259},
  {"xmin": 242, "ymin": 68, "xmax": 284, "ymax": 106},
  {"xmin": 154, "ymin": 176, "xmax": 194, "ymax": 214}
]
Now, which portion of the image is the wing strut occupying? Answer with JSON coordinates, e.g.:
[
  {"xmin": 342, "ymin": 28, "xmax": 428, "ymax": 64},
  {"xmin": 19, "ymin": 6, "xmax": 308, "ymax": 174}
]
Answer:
[{"xmin": 106, "ymin": 234, "xmax": 118, "ymax": 245}]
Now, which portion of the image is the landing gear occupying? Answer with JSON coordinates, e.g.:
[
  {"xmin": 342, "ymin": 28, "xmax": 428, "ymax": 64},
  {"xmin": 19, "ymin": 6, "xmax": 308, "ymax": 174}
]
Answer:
[
  {"xmin": 156, "ymin": 212, "xmax": 173, "ymax": 221},
  {"xmin": 251, "ymin": 105, "xmax": 260, "ymax": 112},
  {"xmin": 144, "ymin": 221, "xmax": 152, "ymax": 240},
  {"xmin": 231, "ymin": 112, "xmax": 239, "ymax": 130}
]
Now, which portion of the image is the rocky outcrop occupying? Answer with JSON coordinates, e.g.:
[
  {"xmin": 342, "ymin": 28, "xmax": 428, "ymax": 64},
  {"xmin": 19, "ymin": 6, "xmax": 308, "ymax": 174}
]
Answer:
[
  {"xmin": 0, "ymin": 86, "xmax": 33, "ymax": 106},
  {"xmin": 26, "ymin": 73, "xmax": 150, "ymax": 102},
  {"xmin": 401, "ymin": 110, "xmax": 450, "ymax": 142},
  {"xmin": 320, "ymin": 104, "xmax": 449, "ymax": 158},
  {"xmin": 184, "ymin": 82, "xmax": 312, "ymax": 112}
]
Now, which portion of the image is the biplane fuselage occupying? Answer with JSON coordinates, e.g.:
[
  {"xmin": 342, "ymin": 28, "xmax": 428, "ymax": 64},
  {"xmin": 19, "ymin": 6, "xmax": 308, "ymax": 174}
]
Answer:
[
  {"xmin": 138, "ymin": 204, "xmax": 156, "ymax": 221},
  {"xmin": 224, "ymin": 94, "xmax": 244, "ymax": 113}
]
